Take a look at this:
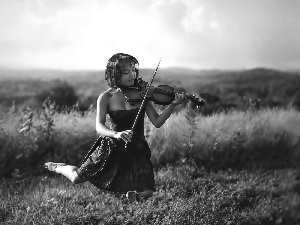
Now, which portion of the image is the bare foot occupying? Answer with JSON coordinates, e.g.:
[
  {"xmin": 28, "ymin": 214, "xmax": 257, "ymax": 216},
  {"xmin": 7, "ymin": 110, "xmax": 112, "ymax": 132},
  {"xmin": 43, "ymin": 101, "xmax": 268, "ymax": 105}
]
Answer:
[{"xmin": 45, "ymin": 162, "xmax": 66, "ymax": 172}]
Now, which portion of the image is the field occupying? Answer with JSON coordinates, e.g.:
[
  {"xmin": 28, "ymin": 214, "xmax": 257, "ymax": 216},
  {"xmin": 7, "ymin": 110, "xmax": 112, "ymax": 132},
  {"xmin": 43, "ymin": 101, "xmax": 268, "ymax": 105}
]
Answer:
[
  {"xmin": 0, "ymin": 68, "xmax": 300, "ymax": 224},
  {"xmin": 1, "ymin": 165, "xmax": 300, "ymax": 224}
]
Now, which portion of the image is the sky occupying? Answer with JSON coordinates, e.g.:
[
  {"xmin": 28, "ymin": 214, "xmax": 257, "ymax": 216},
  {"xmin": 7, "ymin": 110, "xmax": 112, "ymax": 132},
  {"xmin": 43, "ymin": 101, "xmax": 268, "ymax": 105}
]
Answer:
[{"xmin": 0, "ymin": 0, "xmax": 299, "ymax": 70}]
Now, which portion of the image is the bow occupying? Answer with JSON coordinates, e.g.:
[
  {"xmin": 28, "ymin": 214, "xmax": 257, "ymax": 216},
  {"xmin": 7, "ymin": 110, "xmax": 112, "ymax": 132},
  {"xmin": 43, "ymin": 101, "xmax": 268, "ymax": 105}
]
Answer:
[{"xmin": 125, "ymin": 58, "xmax": 162, "ymax": 148}]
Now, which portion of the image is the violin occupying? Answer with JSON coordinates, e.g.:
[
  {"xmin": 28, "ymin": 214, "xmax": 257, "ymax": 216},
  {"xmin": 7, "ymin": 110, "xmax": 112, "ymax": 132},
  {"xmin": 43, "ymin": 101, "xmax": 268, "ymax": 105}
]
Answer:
[{"xmin": 123, "ymin": 78, "xmax": 205, "ymax": 107}]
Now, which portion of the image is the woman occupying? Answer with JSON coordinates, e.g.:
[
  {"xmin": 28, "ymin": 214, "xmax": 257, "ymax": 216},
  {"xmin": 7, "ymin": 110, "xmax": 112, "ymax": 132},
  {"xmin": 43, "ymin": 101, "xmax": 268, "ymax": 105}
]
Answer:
[{"xmin": 45, "ymin": 53, "xmax": 186, "ymax": 201}]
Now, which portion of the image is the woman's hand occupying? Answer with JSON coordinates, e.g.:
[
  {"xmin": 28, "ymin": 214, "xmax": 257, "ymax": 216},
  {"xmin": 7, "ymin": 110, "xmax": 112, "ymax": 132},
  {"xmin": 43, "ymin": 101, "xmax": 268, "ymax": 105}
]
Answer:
[
  {"xmin": 113, "ymin": 129, "xmax": 133, "ymax": 143},
  {"xmin": 171, "ymin": 93, "xmax": 187, "ymax": 106}
]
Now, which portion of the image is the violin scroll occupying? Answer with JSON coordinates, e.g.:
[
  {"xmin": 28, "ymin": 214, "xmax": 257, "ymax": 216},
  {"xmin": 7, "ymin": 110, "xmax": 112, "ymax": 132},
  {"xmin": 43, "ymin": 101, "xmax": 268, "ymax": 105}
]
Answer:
[{"xmin": 184, "ymin": 93, "xmax": 206, "ymax": 108}]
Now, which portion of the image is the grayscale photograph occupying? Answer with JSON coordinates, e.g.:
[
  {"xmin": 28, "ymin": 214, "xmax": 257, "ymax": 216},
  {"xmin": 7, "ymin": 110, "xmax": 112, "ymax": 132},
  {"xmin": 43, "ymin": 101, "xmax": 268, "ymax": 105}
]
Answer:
[{"xmin": 0, "ymin": 0, "xmax": 300, "ymax": 224}]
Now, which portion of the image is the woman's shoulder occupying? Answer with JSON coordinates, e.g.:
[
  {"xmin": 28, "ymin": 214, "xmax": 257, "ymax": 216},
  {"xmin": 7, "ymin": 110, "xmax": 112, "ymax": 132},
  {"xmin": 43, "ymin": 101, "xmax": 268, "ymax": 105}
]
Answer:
[{"xmin": 98, "ymin": 88, "xmax": 117, "ymax": 100}]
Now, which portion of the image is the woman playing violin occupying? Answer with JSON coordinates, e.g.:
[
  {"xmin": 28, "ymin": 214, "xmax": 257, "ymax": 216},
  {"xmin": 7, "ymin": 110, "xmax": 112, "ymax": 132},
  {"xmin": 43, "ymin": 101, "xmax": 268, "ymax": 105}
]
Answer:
[{"xmin": 45, "ymin": 53, "xmax": 186, "ymax": 201}]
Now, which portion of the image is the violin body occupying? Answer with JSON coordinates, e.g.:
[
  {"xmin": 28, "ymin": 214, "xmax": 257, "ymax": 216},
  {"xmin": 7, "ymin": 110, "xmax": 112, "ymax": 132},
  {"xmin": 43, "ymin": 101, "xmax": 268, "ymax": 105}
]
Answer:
[
  {"xmin": 125, "ymin": 84, "xmax": 175, "ymax": 106},
  {"xmin": 123, "ymin": 79, "xmax": 205, "ymax": 107}
]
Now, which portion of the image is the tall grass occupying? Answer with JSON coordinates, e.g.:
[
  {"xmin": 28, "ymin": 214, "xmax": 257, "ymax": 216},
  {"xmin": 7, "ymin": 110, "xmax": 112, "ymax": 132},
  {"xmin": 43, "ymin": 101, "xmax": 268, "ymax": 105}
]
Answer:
[
  {"xmin": 0, "ymin": 102, "xmax": 97, "ymax": 177},
  {"xmin": 149, "ymin": 107, "xmax": 300, "ymax": 170},
  {"xmin": 0, "ymin": 104, "xmax": 300, "ymax": 177}
]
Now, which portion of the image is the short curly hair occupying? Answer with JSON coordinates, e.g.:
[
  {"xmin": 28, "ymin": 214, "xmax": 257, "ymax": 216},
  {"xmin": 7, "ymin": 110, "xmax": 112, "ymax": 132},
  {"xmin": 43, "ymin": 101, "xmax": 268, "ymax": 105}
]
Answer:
[{"xmin": 105, "ymin": 53, "xmax": 139, "ymax": 89}]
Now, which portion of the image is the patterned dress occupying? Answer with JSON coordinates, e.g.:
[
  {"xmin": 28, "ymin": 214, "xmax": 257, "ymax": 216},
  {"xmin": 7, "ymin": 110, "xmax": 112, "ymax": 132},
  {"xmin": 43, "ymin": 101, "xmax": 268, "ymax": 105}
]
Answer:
[{"xmin": 77, "ymin": 108, "xmax": 155, "ymax": 193}]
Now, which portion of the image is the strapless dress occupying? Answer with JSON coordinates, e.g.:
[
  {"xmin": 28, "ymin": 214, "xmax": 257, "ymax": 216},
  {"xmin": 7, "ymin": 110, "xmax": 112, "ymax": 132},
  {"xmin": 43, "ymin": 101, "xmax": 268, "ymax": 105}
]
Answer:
[{"xmin": 77, "ymin": 108, "xmax": 155, "ymax": 193}]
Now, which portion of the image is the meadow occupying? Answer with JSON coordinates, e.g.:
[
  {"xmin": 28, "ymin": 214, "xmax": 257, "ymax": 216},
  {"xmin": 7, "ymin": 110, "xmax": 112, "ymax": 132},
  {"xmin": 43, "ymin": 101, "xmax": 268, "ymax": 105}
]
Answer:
[
  {"xmin": 1, "ymin": 102, "xmax": 300, "ymax": 224},
  {"xmin": 1, "ymin": 68, "xmax": 300, "ymax": 224},
  {"xmin": 1, "ymin": 163, "xmax": 300, "ymax": 224}
]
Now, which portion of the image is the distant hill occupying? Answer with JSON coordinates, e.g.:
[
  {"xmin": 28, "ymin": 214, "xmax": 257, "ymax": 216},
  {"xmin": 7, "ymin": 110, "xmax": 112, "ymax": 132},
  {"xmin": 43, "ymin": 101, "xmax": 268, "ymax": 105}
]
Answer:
[{"xmin": 0, "ymin": 67, "xmax": 299, "ymax": 111}]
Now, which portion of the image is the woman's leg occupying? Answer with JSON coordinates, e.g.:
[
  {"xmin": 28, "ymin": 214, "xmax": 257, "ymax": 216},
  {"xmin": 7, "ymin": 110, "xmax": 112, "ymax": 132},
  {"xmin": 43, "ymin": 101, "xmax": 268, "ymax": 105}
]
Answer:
[
  {"xmin": 138, "ymin": 190, "xmax": 154, "ymax": 200},
  {"xmin": 55, "ymin": 165, "xmax": 85, "ymax": 184},
  {"xmin": 45, "ymin": 162, "xmax": 85, "ymax": 184},
  {"xmin": 126, "ymin": 190, "xmax": 153, "ymax": 202}
]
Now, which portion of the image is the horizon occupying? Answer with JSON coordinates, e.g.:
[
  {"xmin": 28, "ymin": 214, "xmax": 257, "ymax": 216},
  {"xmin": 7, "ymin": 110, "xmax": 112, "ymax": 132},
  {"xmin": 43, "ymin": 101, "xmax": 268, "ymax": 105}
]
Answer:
[
  {"xmin": 0, "ymin": 65, "xmax": 299, "ymax": 77},
  {"xmin": 0, "ymin": 65, "xmax": 292, "ymax": 72},
  {"xmin": 0, "ymin": 59, "xmax": 299, "ymax": 73}
]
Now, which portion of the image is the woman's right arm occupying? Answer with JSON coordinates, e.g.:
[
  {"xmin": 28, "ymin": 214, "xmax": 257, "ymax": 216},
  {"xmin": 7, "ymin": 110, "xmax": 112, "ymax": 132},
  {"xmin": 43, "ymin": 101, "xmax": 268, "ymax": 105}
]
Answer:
[
  {"xmin": 95, "ymin": 92, "xmax": 117, "ymax": 138},
  {"xmin": 95, "ymin": 92, "xmax": 132, "ymax": 142}
]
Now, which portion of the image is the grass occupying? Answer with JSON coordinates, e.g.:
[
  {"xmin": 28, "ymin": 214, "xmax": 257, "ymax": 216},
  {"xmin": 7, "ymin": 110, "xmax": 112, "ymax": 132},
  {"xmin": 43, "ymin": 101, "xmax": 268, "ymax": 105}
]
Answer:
[
  {"xmin": 149, "ymin": 107, "xmax": 300, "ymax": 170},
  {"xmin": 1, "ymin": 102, "xmax": 300, "ymax": 173},
  {"xmin": 1, "ymin": 103, "xmax": 300, "ymax": 224},
  {"xmin": 1, "ymin": 165, "xmax": 300, "ymax": 224}
]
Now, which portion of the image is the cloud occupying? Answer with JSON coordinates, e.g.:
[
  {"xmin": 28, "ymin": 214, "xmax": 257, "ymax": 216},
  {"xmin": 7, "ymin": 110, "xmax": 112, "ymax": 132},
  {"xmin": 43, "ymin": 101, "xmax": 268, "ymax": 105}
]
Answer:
[
  {"xmin": 0, "ymin": 0, "xmax": 299, "ymax": 70},
  {"xmin": 149, "ymin": 0, "xmax": 186, "ymax": 33},
  {"xmin": 181, "ymin": 6, "xmax": 206, "ymax": 33}
]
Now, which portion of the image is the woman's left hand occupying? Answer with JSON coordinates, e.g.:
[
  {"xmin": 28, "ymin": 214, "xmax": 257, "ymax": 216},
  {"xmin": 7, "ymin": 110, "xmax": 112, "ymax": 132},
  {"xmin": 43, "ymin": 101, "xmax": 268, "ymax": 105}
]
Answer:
[{"xmin": 172, "ymin": 92, "xmax": 187, "ymax": 105}]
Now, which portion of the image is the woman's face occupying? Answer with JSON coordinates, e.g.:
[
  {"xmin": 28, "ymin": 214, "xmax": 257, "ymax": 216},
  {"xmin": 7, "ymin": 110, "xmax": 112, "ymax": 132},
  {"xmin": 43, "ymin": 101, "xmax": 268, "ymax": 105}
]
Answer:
[{"xmin": 117, "ymin": 61, "xmax": 137, "ymax": 87}]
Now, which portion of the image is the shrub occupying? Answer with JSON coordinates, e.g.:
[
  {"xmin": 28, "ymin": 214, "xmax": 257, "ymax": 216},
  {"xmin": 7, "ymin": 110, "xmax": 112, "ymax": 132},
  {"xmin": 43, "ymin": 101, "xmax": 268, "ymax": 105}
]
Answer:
[{"xmin": 36, "ymin": 80, "xmax": 78, "ymax": 111}]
